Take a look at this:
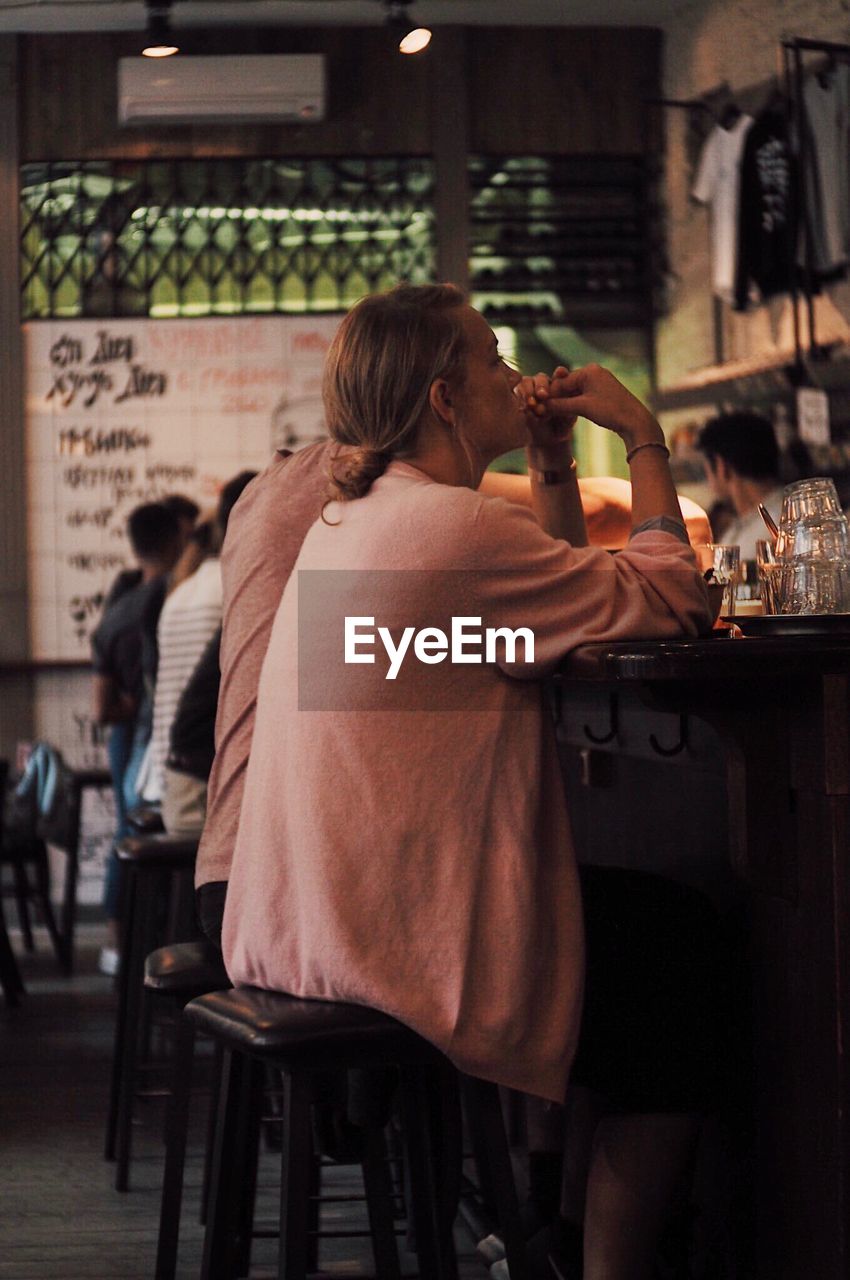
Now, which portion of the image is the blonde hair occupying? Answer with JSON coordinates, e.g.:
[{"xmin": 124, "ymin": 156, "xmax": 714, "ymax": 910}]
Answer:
[{"xmin": 323, "ymin": 283, "xmax": 468, "ymax": 503}]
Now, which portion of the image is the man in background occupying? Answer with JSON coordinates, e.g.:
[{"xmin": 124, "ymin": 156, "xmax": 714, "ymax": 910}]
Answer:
[
  {"xmin": 103, "ymin": 493, "xmax": 199, "ymax": 609},
  {"xmin": 697, "ymin": 411, "xmax": 785, "ymax": 558},
  {"xmin": 91, "ymin": 502, "xmax": 182, "ymax": 975}
]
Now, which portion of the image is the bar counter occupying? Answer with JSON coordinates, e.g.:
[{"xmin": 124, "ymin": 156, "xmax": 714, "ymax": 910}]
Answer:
[{"xmin": 556, "ymin": 631, "xmax": 850, "ymax": 1280}]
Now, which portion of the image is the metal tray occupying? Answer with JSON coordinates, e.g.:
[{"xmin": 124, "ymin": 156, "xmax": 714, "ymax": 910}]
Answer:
[{"xmin": 726, "ymin": 612, "xmax": 850, "ymax": 637}]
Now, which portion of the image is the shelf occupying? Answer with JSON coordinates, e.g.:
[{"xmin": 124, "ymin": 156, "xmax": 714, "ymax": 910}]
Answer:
[
  {"xmin": 651, "ymin": 343, "xmax": 850, "ymax": 413},
  {"xmin": 652, "ymin": 353, "xmax": 798, "ymax": 412}
]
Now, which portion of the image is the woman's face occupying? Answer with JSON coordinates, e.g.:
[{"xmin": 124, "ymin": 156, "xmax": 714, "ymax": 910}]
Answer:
[{"xmin": 452, "ymin": 306, "xmax": 526, "ymax": 461}]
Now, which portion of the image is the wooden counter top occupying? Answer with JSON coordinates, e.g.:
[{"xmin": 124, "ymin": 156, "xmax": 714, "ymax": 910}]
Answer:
[{"xmin": 559, "ymin": 630, "xmax": 850, "ymax": 683}]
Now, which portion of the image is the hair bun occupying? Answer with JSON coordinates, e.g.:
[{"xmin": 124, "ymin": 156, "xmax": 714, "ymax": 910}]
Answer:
[{"xmin": 330, "ymin": 446, "xmax": 392, "ymax": 502}]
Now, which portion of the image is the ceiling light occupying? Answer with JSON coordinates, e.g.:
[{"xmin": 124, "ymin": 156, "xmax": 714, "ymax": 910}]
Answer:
[
  {"xmin": 384, "ymin": 1, "xmax": 432, "ymax": 56},
  {"xmin": 142, "ymin": 0, "xmax": 179, "ymax": 58}
]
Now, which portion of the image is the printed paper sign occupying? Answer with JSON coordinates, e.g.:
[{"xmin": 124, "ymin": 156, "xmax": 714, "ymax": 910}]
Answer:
[
  {"xmin": 25, "ymin": 315, "xmax": 340, "ymax": 660},
  {"xmin": 796, "ymin": 386, "xmax": 830, "ymax": 447}
]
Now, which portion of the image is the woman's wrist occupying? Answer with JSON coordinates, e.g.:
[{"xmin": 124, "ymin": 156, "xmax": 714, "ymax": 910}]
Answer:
[
  {"xmin": 527, "ymin": 441, "xmax": 577, "ymax": 487},
  {"xmin": 625, "ymin": 440, "xmax": 670, "ymax": 465},
  {"xmin": 527, "ymin": 441, "xmax": 575, "ymax": 473},
  {"xmin": 618, "ymin": 415, "xmax": 665, "ymax": 454},
  {"xmin": 529, "ymin": 458, "xmax": 578, "ymax": 486}
]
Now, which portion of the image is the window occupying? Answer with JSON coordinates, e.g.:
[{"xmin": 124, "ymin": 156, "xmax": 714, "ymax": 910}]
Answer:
[
  {"xmin": 21, "ymin": 157, "xmax": 436, "ymax": 319},
  {"xmin": 469, "ymin": 155, "xmax": 655, "ymax": 329}
]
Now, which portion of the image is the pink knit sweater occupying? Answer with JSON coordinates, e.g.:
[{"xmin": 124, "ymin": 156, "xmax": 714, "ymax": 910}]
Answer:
[{"xmin": 222, "ymin": 462, "xmax": 711, "ymax": 1102}]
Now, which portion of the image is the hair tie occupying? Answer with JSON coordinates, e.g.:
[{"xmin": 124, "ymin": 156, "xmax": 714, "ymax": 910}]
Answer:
[{"xmin": 329, "ymin": 445, "xmax": 393, "ymax": 503}]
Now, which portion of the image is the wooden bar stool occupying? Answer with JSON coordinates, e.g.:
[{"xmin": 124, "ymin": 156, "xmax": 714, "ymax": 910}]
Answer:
[
  {"xmin": 149, "ymin": 950, "xmax": 402, "ymax": 1280},
  {"xmin": 0, "ymin": 758, "xmax": 25, "ymax": 1004},
  {"xmin": 56, "ymin": 766, "xmax": 112, "ymax": 973},
  {"xmin": 0, "ymin": 759, "xmax": 110, "ymax": 974},
  {"xmin": 126, "ymin": 804, "xmax": 166, "ymax": 836},
  {"xmin": 185, "ymin": 987, "xmax": 530, "ymax": 1280},
  {"xmin": 0, "ymin": 892, "xmax": 24, "ymax": 1006},
  {"xmin": 144, "ymin": 940, "xmax": 231, "ymax": 1280},
  {"xmin": 104, "ymin": 832, "xmax": 200, "ymax": 1191}
]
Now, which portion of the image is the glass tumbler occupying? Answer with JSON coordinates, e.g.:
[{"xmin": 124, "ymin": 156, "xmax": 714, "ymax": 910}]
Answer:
[
  {"xmin": 697, "ymin": 544, "xmax": 741, "ymax": 617},
  {"xmin": 776, "ymin": 513, "xmax": 850, "ymax": 561},
  {"xmin": 737, "ymin": 559, "xmax": 760, "ymax": 600},
  {"xmin": 779, "ymin": 477, "xmax": 842, "ymax": 527},
  {"xmin": 777, "ymin": 561, "xmax": 850, "ymax": 615},
  {"xmin": 756, "ymin": 538, "xmax": 782, "ymax": 613}
]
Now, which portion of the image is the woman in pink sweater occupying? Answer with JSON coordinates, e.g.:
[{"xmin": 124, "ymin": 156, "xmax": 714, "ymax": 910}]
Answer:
[{"xmin": 223, "ymin": 285, "xmax": 715, "ymax": 1280}]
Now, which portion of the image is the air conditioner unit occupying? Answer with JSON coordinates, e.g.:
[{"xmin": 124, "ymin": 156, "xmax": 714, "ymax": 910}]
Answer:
[{"xmin": 118, "ymin": 54, "xmax": 325, "ymax": 125}]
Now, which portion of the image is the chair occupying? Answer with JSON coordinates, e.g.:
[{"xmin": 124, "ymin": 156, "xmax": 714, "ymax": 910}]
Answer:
[
  {"xmin": 1, "ymin": 758, "xmax": 111, "ymax": 974},
  {"xmin": 0, "ymin": 887, "xmax": 24, "ymax": 1006},
  {"xmin": 0, "ymin": 756, "xmax": 63, "ymax": 967},
  {"xmin": 126, "ymin": 804, "xmax": 166, "ymax": 836},
  {"xmin": 148, "ymin": 944, "xmax": 404, "ymax": 1280},
  {"xmin": 143, "ymin": 940, "xmax": 231, "ymax": 1280},
  {"xmin": 104, "ymin": 832, "xmax": 200, "ymax": 1191},
  {"xmin": 184, "ymin": 987, "xmax": 530, "ymax": 1280},
  {"xmin": 51, "ymin": 766, "xmax": 113, "ymax": 972}
]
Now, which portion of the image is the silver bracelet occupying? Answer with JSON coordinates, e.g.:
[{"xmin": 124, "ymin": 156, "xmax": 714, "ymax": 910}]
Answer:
[{"xmin": 625, "ymin": 441, "xmax": 670, "ymax": 465}]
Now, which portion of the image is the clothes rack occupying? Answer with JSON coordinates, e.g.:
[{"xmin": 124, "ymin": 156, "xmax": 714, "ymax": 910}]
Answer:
[{"xmin": 781, "ymin": 36, "xmax": 850, "ymax": 371}]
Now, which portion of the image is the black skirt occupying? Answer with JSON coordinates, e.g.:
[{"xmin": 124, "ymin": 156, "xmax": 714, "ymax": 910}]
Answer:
[{"xmin": 570, "ymin": 866, "xmax": 726, "ymax": 1114}]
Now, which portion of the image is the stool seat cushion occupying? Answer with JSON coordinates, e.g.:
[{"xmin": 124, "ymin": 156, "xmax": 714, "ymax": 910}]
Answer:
[
  {"xmin": 185, "ymin": 987, "xmax": 444, "ymax": 1067},
  {"xmin": 117, "ymin": 833, "xmax": 199, "ymax": 866},
  {"xmin": 145, "ymin": 941, "xmax": 230, "ymax": 995},
  {"xmin": 127, "ymin": 805, "xmax": 166, "ymax": 836}
]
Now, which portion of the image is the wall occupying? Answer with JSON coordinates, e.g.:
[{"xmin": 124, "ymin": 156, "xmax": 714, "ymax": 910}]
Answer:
[
  {"xmin": 0, "ymin": 35, "xmax": 33, "ymax": 763},
  {"xmin": 1, "ymin": 23, "xmax": 662, "ymax": 764},
  {"xmin": 19, "ymin": 26, "xmax": 660, "ymax": 161},
  {"xmin": 657, "ymin": 0, "xmax": 850, "ymax": 392}
]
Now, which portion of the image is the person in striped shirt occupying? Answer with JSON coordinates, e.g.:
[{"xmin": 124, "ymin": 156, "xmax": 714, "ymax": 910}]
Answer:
[{"xmin": 138, "ymin": 471, "xmax": 256, "ymax": 828}]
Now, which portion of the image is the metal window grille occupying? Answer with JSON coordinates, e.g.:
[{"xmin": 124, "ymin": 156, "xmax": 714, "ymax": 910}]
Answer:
[{"xmin": 21, "ymin": 157, "xmax": 436, "ymax": 319}]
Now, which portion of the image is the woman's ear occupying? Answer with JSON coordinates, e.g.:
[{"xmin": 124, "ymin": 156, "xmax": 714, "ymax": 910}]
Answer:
[{"xmin": 429, "ymin": 377, "xmax": 456, "ymax": 426}]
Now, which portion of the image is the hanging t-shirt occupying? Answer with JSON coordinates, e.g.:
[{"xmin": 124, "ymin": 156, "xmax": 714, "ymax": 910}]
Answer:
[
  {"xmin": 802, "ymin": 64, "xmax": 850, "ymax": 278},
  {"xmin": 734, "ymin": 107, "xmax": 795, "ymax": 310},
  {"xmin": 692, "ymin": 114, "xmax": 754, "ymax": 302}
]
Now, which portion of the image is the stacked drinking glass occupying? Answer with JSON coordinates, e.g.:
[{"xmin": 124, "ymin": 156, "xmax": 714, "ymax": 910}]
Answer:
[{"xmin": 761, "ymin": 479, "xmax": 850, "ymax": 615}]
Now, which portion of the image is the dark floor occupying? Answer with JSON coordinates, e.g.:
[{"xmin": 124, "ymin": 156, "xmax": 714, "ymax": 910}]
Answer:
[{"xmin": 0, "ymin": 924, "xmax": 488, "ymax": 1280}]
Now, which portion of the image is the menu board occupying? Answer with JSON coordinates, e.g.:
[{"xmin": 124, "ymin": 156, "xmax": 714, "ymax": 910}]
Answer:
[{"xmin": 25, "ymin": 314, "xmax": 341, "ymax": 661}]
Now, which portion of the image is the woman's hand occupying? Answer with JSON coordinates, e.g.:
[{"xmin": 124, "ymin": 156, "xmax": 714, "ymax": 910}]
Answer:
[
  {"xmin": 514, "ymin": 367, "xmax": 587, "ymax": 546},
  {"xmin": 516, "ymin": 366, "xmax": 577, "ymax": 461},
  {"xmin": 547, "ymin": 364, "xmax": 663, "ymax": 451}
]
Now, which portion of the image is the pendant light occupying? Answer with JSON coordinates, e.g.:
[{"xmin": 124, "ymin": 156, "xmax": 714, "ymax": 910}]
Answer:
[
  {"xmin": 384, "ymin": 0, "xmax": 432, "ymax": 56},
  {"xmin": 142, "ymin": 0, "xmax": 179, "ymax": 58}
]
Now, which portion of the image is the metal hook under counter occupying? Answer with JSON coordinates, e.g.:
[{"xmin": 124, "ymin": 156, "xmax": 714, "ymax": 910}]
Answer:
[
  {"xmin": 582, "ymin": 692, "xmax": 619, "ymax": 745},
  {"xmin": 648, "ymin": 712, "xmax": 689, "ymax": 757}
]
